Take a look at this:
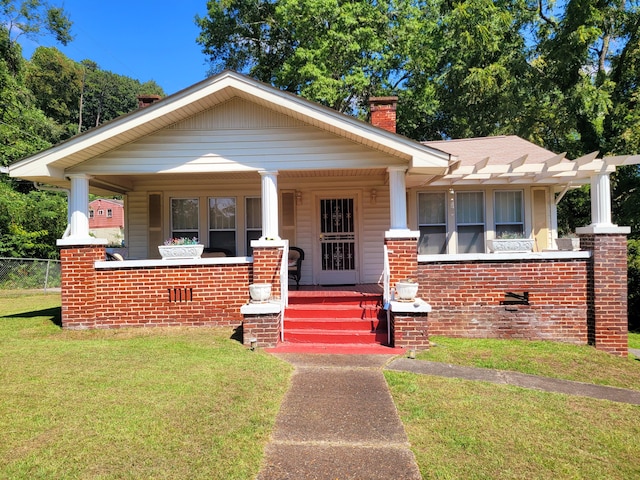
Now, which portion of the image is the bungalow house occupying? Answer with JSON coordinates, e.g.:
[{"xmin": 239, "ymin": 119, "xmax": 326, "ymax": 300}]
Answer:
[{"xmin": 8, "ymin": 71, "xmax": 639, "ymax": 356}]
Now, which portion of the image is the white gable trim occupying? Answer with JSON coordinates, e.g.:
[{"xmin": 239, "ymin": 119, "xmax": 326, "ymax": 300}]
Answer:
[{"xmin": 9, "ymin": 71, "xmax": 450, "ymax": 181}]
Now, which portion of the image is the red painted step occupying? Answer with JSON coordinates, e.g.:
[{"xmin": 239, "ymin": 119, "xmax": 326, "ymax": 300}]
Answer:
[{"xmin": 282, "ymin": 290, "xmax": 388, "ymax": 346}]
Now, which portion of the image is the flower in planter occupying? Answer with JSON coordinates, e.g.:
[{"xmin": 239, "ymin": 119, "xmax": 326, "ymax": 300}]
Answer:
[{"xmin": 164, "ymin": 237, "xmax": 199, "ymax": 246}]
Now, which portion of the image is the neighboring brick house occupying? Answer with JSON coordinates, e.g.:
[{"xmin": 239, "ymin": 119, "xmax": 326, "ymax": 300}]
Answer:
[
  {"xmin": 7, "ymin": 71, "xmax": 639, "ymax": 356},
  {"xmin": 88, "ymin": 199, "xmax": 124, "ymax": 246}
]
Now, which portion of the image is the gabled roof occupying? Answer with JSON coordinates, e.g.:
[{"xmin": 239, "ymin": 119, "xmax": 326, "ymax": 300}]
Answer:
[
  {"xmin": 420, "ymin": 136, "xmax": 640, "ymax": 188},
  {"xmin": 9, "ymin": 70, "xmax": 451, "ymax": 187}
]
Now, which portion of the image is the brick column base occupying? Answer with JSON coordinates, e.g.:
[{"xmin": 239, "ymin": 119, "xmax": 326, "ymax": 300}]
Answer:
[
  {"xmin": 242, "ymin": 313, "xmax": 281, "ymax": 348},
  {"xmin": 384, "ymin": 235, "xmax": 418, "ymax": 288},
  {"xmin": 579, "ymin": 231, "xmax": 629, "ymax": 357},
  {"xmin": 59, "ymin": 245, "xmax": 105, "ymax": 329},
  {"xmin": 391, "ymin": 312, "xmax": 429, "ymax": 350}
]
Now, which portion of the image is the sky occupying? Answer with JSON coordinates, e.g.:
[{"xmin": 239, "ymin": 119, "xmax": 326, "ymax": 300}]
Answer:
[{"xmin": 19, "ymin": 0, "xmax": 211, "ymax": 95}]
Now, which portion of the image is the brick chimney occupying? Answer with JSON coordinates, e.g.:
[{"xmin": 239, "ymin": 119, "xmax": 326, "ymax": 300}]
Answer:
[
  {"xmin": 369, "ymin": 96, "xmax": 398, "ymax": 133},
  {"xmin": 137, "ymin": 94, "xmax": 162, "ymax": 109}
]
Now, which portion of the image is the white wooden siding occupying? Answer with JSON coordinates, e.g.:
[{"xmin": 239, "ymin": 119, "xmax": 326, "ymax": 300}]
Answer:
[{"xmin": 69, "ymin": 99, "xmax": 406, "ymax": 175}]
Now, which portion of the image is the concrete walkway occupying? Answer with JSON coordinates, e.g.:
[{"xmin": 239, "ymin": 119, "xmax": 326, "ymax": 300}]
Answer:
[
  {"xmin": 387, "ymin": 358, "xmax": 640, "ymax": 405},
  {"xmin": 257, "ymin": 354, "xmax": 421, "ymax": 480},
  {"xmin": 257, "ymin": 350, "xmax": 640, "ymax": 479}
]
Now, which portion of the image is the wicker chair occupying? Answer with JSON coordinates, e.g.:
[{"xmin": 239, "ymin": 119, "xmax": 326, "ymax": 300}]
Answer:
[{"xmin": 288, "ymin": 247, "xmax": 304, "ymax": 289}]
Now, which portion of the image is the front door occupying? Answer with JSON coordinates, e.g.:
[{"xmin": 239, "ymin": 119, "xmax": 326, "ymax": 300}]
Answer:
[{"xmin": 316, "ymin": 197, "xmax": 358, "ymax": 284}]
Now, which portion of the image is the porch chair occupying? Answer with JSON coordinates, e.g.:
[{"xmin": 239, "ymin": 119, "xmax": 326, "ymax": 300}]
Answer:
[{"xmin": 288, "ymin": 247, "xmax": 304, "ymax": 290}]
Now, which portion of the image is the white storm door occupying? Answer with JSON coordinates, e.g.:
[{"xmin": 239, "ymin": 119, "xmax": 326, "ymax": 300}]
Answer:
[{"xmin": 316, "ymin": 197, "xmax": 357, "ymax": 285}]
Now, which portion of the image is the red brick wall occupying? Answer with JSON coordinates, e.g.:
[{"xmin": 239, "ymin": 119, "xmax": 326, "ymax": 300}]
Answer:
[
  {"xmin": 392, "ymin": 313, "xmax": 429, "ymax": 349},
  {"xmin": 60, "ymin": 246, "xmax": 104, "ymax": 329},
  {"xmin": 251, "ymin": 246, "xmax": 283, "ymax": 299},
  {"xmin": 242, "ymin": 314, "xmax": 281, "ymax": 348},
  {"xmin": 60, "ymin": 245, "xmax": 251, "ymax": 329},
  {"xmin": 418, "ymin": 259, "xmax": 589, "ymax": 343},
  {"xmin": 94, "ymin": 263, "xmax": 250, "ymax": 328},
  {"xmin": 580, "ymin": 234, "xmax": 628, "ymax": 356},
  {"xmin": 385, "ymin": 238, "xmax": 418, "ymax": 288}
]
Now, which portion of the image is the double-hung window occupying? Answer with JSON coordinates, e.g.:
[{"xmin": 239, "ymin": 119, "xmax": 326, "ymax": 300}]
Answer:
[
  {"xmin": 171, "ymin": 198, "xmax": 199, "ymax": 241},
  {"xmin": 494, "ymin": 191, "xmax": 524, "ymax": 237},
  {"xmin": 456, "ymin": 192, "xmax": 485, "ymax": 253},
  {"xmin": 209, "ymin": 197, "xmax": 236, "ymax": 255},
  {"xmin": 417, "ymin": 192, "xmax": 447, "ymax": 254},
  {"xmin": 245, "ymin": 197, "xmax": 262, "ymax": 255}
]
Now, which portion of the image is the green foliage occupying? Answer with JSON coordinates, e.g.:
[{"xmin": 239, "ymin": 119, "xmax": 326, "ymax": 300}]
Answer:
[
  {"xmin": 197, "ymin": 0, "xmax": 435, "ymax": 115},
  {"xmin": 0, "ymin": 180, "xmax": 66, "ymax": 259},
  {"xmin": 628, "ymin": 239, "xmax": 640, "ymax": 332},
  {"xmin": 0, "ymin": 0, "xmax": 73, "ymax": 46}
]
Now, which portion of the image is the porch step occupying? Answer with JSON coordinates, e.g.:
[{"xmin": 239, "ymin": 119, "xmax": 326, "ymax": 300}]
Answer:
[
  {"xmin": 265, "ymin": 343, "xmax": 403, "ymax": 355},
  {"xmin": 283, "ymin": 289, "xmax": 387, "ymax": 346}
]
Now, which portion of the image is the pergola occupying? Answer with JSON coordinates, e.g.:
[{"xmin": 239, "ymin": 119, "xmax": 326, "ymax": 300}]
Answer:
[{"xmin": 413, "ymin": 135, "xmax": 640, "ymax": 232}]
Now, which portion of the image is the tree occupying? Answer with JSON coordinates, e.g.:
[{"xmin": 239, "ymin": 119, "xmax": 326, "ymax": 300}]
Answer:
[
  {"xmin": 0, "ymin": 27, "xmax": 63, "ymax": 167},
  {"xmin": 197, "ymin": 0, "xmax": 435, "ymax": 115},
  {"xmin": 0, "ymin": 0, "xmax": 72, "ymax": 47},
  {"xmin": 25, "ymin": 46, "xmax": 83, "ymax": 135}
]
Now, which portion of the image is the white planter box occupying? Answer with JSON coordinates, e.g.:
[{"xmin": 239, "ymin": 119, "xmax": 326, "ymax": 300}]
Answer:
[
  {"xmin": 556, "ymin": 238, "xmax": 580, "ymax": 251},
  {"xmin": 158, "ymin": 244, "xmax": 204, "ymax": 259},
  {"xmin": 487, "ymin": 238, "xmax": 534, "ymax": 253}
]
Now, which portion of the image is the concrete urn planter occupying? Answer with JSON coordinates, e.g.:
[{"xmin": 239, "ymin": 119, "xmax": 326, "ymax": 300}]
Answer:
[
  {"xmin": 158, "ymin": 244, "xmax": 204, "ymax": 259},
  {"xmin": 249, "ymin": 283, "xmax": 272, "ymax": 303},
  {"xmin": 395, "ymin": 281, "xmax": 419, "ymax": 302}
]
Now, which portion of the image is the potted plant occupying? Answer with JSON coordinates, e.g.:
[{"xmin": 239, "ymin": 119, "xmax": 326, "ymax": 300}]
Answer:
[
  {"xmin": 395, "ymin": 278, "xmax": 419, "ymax": 302},
  {"xmin": 487, "ymin": 232, "xmax": 534, "ymax": 253},
  {"xmin": 158, "ymin": 237, "xmax": 204, "ymax": 259}
]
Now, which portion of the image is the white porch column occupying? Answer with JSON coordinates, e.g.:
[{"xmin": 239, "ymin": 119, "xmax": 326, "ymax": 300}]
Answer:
[
  {"xmin": 388, "ymin": 166, "xmax": 409, "ymax": 232},
  {"xmin": 590, "ymin": 172, "xmax": 614, "ymax": 227},
  {"xmin": 57, "ymin": 174, "xmax": 106, "ymax": 246},
  {"xmin": 259, "ymin": 170, "xmax": 280, "ymax": 240}
]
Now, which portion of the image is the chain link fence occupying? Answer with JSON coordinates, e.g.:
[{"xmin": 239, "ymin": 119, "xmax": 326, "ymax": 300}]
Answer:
[{"xmin": 0, "ymin": 258, "xmax": 61, "ymax": 292}]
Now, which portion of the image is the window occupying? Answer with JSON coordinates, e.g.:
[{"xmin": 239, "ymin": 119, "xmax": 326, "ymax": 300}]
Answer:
[
  {"xmin": 246, "ymin": 197, "xmax": 262, "ymax": 255},
  {"xmin": 209, "ymin": 197, "xmax": 236, "ymax": 255},
  {"xmin": 171, "ymin": 198, "xmax": 199, "ymax": 241},
  {"xmin": 97, "ymin": 209, "xmax": 104, "ymax": 216},
  {"xmin": 89, "ymin": 210, "xmax": 94, "ymax": 218},
  {"xmin": 107, "ymin": 209, "xmax": 113, "ymax": 218},
  {"xmin": 417, "ymin": 192, "xmax": 447, "ymax": 254},
  {"xmin": 494, "ymin": 191, "xmax": 524, "ymax": 237},
  {"xmin": 456, "ymin": 191, "xmax": 485, "ymax": 253}
]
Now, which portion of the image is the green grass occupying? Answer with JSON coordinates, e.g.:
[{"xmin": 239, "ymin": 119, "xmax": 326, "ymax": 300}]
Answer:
[
  {"xmin": 418, "ymin": 336, "xmax": 640, "ymax": 390},
  {"xmin": 386, "ymin": 371, "xmax": 640, "ymax": 479},
  {"xmin": 629, "ymin": 332, "xmax": 640, "ymax": 350},
  {"xmin": 0, "ymin": 293, "xmax": 292, "ymax": 479},
  {"xmin": 390, "ymin": 334, "xmax": 640, "ymax": 478}
]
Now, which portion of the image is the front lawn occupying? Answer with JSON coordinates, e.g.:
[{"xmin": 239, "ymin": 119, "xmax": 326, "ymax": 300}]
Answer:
[
  {"xmin": 387, "ymin": 372, "xmax": 640, "ymax": 479},
  {"xmin": 388, "ymin": 334, "xmax": 640, "ymax": 479},
  {"xmin": 0, "ymin": 293, "xmax": 292, "ymax": 480}
]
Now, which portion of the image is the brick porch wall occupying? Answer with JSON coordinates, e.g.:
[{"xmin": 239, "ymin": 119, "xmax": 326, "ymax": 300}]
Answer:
[
  {"xmin": 60, "ymin": 245, "xmax": 251, "ymax": 329},
  {"xmin": 418, "ymin": 259, "xmax": 590, "ymax": 343},
  {"xmin": 385, "ymin": 238, "xmax": 418, "ymax": 287}
]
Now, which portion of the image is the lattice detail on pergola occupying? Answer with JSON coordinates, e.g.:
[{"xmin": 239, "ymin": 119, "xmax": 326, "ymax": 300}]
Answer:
[{"xmin": 413, "ymin": 137, "xmax": 640, "ymax": 188}]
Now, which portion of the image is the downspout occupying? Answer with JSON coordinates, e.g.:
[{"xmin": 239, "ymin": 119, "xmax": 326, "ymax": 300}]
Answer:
[{"xmin": 34, "ymin": 182, "xmax": 71, "ymax": 238}]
